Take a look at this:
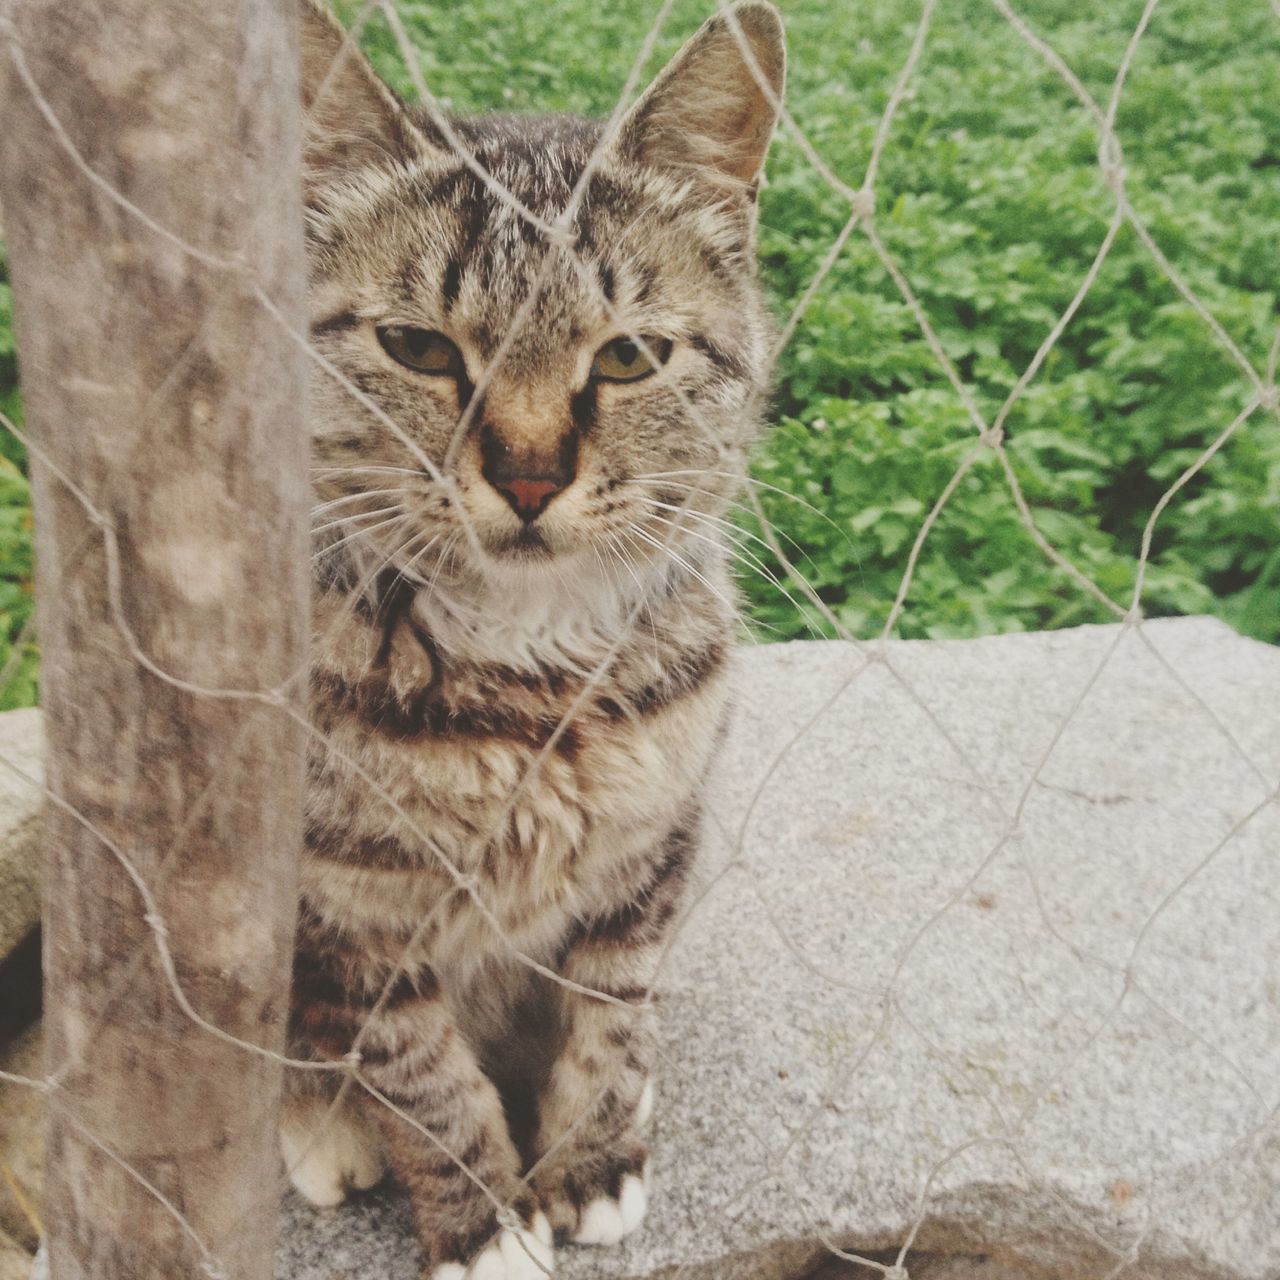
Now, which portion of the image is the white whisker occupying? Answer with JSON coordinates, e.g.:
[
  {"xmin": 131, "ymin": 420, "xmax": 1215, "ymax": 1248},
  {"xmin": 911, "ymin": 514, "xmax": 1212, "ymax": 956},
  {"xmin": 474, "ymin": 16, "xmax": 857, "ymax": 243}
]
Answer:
[
  {"xmin": 424, "ymin": 531, "xmax": 462, "ymax": 601},
  {"xmin": 640, "ymin": 508, "xmax": 816, "ymax": 636},
  {"xmin": 638, "ymin": 495, "xmax": 792, "ymax": 562},
  {"xmin": 360, "ymin": 527, "xmax": 440, "ymax": 598},
  {"xmin": 311, "ymin": 506, "xmax": 404, "ymax": 539},
  {"xmin": 598, "ymin": 531, "xmax": 662, "ymax": 663},
  {"xmin": 312, "ymin": 512, "xmax": 409, "ymax": 562},
  {"xmin": 621, "ymin": 523, "xmax": 743, "ymax": 624},
  {"xmin": 632, "ymin": 468, "xmax": 846, "ymax": 533},
  {"xmin": 312, "ymin": 464, "xmax": 434, "ymax": 481},
  {"xmin": 311, "ymin": 488, "xmax": 406, "ymax": 518},
  {"xmin": 624, "ymin": 476, "xmax": 818, "ymax": 558}
]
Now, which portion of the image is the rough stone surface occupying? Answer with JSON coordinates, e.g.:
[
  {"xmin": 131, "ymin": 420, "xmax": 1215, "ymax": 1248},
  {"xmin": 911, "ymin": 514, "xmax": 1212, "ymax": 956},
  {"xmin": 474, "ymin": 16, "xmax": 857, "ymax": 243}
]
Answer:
[
  {"xmin": 274, "ymin": 618, "xmax": 1280, "ymax": 1280},
  {"xmin": 0, "ymin": 708, "xmax": 42, "ymax": 965},
  {"xmin": 7, "ymin": 619, "xmax": 1277, "ymax": 1279}
]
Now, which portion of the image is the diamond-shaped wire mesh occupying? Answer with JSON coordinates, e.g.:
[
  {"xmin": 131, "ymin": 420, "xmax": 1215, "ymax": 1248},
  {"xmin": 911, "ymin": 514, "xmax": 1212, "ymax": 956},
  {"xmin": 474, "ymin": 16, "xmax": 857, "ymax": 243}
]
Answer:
[{"xmin": 0, "ymin": 1, "xmax": 1277, "ymax": 1278}]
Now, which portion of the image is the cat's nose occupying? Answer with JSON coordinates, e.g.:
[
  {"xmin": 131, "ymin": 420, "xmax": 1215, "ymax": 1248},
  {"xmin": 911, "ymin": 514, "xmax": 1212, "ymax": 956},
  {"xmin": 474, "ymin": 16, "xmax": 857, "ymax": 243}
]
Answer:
[
  {"xmin": 480, "ymin": 426, "xmax": 577, "ymax": 523},
  {"xmin": 493, "ymin": 475, "xmax": 567, "ymax": 522}
]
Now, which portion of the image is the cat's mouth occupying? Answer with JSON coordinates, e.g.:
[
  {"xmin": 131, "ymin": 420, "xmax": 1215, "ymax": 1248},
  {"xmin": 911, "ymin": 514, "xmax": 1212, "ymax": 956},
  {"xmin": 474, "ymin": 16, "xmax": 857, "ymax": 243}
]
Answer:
[{"xmin": 491, "ymin": 524, "xmax": 554, "ymax": 559}]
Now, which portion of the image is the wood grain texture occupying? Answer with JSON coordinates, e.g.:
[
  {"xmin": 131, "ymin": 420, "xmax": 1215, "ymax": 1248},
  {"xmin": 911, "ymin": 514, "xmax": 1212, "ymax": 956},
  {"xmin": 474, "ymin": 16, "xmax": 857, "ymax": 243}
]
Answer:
[{"xmin": 0, "ymin": 2, "xmax": 310, "ymax": 1276}]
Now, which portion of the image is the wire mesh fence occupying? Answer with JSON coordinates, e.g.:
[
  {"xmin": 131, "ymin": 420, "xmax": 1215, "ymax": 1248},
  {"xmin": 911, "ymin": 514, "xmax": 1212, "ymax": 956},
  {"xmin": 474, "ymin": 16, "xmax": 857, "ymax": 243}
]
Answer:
[{"xmin": 0, "ymin": 0, "xmax": 1277, "ymax": 1277}]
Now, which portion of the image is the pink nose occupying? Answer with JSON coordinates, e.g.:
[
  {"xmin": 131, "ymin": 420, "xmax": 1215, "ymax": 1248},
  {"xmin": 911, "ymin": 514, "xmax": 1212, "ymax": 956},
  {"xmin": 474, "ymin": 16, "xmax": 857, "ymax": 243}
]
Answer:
[
  {"xmin": 494, "ymin": 476, "xmax": 566, "ymax": 521},
  {"xmin": 479, "ymin": 423, "xmax": 577, "ymax": 523}
]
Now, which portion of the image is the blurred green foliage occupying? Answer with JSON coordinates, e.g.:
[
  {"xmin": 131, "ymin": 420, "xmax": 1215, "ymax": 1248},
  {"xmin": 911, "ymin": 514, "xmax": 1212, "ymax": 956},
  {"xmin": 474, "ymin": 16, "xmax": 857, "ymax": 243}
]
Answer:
[
  {"xmin": 0, "ymin": 246, "xmax": 37, "ymax": 709},
  {"xmin": 746, "ymin": 0, "xmax": 1280, "ymax": 641},
  {"xmin": 1, "ymin": 0, "xmax": 1276, "ymax": 705}
]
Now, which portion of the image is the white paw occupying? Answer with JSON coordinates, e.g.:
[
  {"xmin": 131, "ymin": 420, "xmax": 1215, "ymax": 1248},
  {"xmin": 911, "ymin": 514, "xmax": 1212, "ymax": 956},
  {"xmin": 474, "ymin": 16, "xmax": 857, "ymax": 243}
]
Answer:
[
  {"xmin": 571, "ymin": 1173, "xmax": 648, "ymax": 1246},
  {"xmin": 432, "ymin": 1214, "xmax": 554, "ymax": 1280},
  {"xmin": 279, "ymin": 1095, "xmax": 386, "ymax": 1208}
]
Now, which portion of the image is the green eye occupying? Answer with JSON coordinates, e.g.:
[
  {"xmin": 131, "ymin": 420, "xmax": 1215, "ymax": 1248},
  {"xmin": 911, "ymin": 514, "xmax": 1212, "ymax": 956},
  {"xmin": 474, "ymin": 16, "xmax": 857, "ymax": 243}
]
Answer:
[
  {"xmin": 590, "ymin": 336, "xmax": 672, "ymax": 383},
  {"xmin": 377, "ymin": 326, "xmax": 464, "ymax": 376}
]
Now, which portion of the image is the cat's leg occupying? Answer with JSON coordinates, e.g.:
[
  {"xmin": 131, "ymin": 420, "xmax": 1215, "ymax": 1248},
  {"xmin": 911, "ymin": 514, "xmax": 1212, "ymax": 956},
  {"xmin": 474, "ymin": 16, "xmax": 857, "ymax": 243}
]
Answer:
[
  {"xmin": 292, "ymin": 948, "xmax": 554, "ymax": 1278},
  {"xmin": 531, "ymin": 824, "xmax": 693, "ymax": 1245}
]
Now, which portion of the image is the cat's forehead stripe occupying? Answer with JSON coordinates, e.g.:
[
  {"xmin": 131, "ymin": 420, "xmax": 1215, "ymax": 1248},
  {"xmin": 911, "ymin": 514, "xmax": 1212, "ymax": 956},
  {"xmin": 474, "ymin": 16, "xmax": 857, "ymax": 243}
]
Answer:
[{"xmin": 441, "ymin": 258, "xmax": 463, "ymax": 313}]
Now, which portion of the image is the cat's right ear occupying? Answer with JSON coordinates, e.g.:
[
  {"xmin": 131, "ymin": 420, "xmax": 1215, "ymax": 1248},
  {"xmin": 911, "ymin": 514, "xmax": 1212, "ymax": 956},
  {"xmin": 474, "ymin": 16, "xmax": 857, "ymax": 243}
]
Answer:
[
  {"xmin": 298, "ymin": 0, "xmax": 436, "ymax": 185},
  {"xmin": 613, "ymin": 1, "xmax": 785, "ymax": 206}
]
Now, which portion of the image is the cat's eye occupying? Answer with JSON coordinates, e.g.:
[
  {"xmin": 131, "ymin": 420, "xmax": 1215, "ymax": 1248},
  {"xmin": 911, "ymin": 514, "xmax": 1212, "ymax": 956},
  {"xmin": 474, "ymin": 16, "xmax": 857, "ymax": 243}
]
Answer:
[
  {"xmin": 376, "ymin": 325, "xmax": 464, "ymax": 377},
  {"xmin": 590, "ymin": 336, "xmax": 673, "ymax": 383}
]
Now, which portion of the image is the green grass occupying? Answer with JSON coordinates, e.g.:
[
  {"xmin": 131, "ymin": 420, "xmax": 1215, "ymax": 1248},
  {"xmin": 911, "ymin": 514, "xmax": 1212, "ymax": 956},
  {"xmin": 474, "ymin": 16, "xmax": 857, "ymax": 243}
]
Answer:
[
  {"xmin": 744, "ymin": 0, "xmax": 1280, "ymax": 641},
  {"xmin": 1, "ymin": 0, "xmax": 1277, "ymax": 703}
]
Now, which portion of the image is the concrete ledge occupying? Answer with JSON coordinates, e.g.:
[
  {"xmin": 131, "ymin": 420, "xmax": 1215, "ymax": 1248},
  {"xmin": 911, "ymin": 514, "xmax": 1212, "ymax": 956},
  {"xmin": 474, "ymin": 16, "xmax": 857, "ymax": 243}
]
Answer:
[
  {"xmin": 0, "ymin": 707, "xmax": 43, "ymax": 966},
  {"xmin": 7, "ymin": 619, "xmax": 1276, "ymax": 1278},
  {"xmin": 276, "ymin": 617, "xmax": 1280, "ymax": 1280}
]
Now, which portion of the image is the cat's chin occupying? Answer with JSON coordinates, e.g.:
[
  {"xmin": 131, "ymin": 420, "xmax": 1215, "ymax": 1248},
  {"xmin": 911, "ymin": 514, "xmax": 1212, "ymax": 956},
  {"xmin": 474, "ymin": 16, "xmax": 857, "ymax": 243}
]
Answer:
[{"xmin": 486, "ymin": 525, "xmax": 557, "ymax": 560}]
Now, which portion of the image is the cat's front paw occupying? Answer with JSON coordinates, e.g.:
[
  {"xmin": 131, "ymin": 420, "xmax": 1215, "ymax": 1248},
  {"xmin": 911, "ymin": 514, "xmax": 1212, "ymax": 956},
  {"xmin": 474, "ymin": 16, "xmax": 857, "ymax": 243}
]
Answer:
[
  {"xmin": 535, "ymin": 1144, "xmax": 649, "ymax": 1247},
  {"xmin": 571, "ymin": 1170, "xmax": 648, "ymax": 1246},
  {"xmin": 429, "ymin": 1212, "xmax": 554, "ymax": 1279},
  {"xmin": 280, "ymin": 1091, "xmax": 386, "ymax": 1208}
]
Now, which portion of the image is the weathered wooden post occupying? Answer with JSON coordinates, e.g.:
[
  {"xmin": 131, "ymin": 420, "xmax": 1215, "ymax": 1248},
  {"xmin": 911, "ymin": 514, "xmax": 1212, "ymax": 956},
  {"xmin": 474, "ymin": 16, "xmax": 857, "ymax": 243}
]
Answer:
[{"xmin": 0, "ymin": 0, "xmax": 309, "ymax": 1276}]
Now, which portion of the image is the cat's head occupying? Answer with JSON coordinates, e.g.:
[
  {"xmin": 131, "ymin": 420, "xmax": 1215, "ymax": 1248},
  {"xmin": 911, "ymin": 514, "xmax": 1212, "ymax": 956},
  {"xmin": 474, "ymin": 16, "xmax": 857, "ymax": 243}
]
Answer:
[{"xmin": 302, "ymin": 0, "xmax": 784, "ymax": 596}]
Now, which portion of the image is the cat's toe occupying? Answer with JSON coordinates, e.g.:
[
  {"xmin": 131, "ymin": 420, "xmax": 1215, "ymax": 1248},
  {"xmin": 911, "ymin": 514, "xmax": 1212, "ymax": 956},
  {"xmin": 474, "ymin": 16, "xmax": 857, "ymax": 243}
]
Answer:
[
  {"xmin": 571, "ymin": 1172, "xmax": 648, "ymax": 1246},
  {"xmin": 431, "ymin": 1214, "xmax": 554, "ymax": 1280},
  {"xmin": 536, "ymin": 1144, "xmax": 650, "ymax": 1247},
  {"xmin": 280, "ymin": 1098, "xmax": 386, "ymax": 1208}
]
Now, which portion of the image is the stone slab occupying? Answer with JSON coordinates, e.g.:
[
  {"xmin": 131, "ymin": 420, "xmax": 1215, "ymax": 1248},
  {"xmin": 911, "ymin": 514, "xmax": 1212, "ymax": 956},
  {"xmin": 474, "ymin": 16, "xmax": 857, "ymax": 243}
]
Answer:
[
  {"xmin": 274, "ymin": 618, "xmax": 1280, "ymax": 1280},
  {"xmin": 0, "ymin": 707, "xmax": 42, "ymax": 965}
]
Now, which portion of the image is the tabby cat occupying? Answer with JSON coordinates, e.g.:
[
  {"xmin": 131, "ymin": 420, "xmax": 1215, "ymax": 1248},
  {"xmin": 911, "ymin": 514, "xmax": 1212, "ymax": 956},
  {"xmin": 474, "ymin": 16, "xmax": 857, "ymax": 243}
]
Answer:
[{"xmin": 284, "ymin": 3, "xmax": 784, "ymax": 1275}]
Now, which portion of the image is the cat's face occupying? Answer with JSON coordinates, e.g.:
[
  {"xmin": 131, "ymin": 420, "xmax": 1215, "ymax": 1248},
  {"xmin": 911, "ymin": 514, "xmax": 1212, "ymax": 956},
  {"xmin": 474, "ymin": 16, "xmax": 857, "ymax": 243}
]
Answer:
[{"xmin": 301, "ymin": 3, "xmax": 784, "ymax": 593}]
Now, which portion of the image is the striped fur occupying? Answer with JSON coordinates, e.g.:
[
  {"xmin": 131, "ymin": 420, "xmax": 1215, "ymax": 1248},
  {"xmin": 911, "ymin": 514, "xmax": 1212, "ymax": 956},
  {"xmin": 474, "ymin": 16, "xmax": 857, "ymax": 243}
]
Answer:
[{"xmin": 289, "ymin": 2, "xmax": 784, "ymax": 1273}]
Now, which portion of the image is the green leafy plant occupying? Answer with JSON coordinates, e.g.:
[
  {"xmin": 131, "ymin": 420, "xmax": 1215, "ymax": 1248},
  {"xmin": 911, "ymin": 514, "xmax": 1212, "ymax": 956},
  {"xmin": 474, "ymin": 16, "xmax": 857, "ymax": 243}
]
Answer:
[
  {"xmin": 0, "ymin": 248, "xmax": 37, "ymax": 708},
  {"xmin": 743, "ymin": 0, "xmax": 1280, "ymax": 641}
]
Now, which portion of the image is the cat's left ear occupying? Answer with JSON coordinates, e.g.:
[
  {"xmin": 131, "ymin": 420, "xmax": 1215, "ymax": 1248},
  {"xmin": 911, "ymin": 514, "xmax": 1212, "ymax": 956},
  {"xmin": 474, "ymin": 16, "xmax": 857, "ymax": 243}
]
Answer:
[
  {"xmin": 298, "ymin": 0, "xmax": 441, "ymax": 185},
  {"xmin": 613, "ymin": 1, "xmax": 785, "ymax": 205}
]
